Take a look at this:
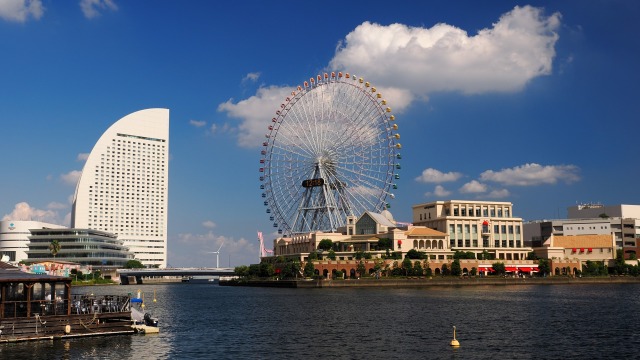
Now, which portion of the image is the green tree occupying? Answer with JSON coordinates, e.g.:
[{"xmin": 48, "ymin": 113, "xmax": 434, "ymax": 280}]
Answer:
[
  {"xmin": 479, "ymin": 249, "xmax": 494, "ymax": 261},
  {"xmin": 49, "ymin": 239, "xmax": 61, "ymax": 258},
  {"xmin": 259, "ymin": 262, "xmax": 275, "ymax": 277},
  {"xmin": 441, "ymin": 264, "xmax": 450, "ymax": 276},
  {"xmin": 425, "ymin": 266, "xmax": 433, "ymax": 277},
  {"xmin": 377, "ymin": 238, "xmax": 393, "ymax": 250},
  {"xmin": 402, "ymin": 257, "xmax": 413, "ymax": 276},
  {"xmin": 406, "ymin": 249, "xmax": 426, "ymax": 259},
  {"xmin": 327, "ymin": 249, "xmax": 336, "ymax": 260},
  {"xmin": 413, "ymin": 261, "xmax": 423, "ymax": 276},
  {"xmin": 248, "ymin": 264, "xmax": 261, "ymax": 277},
  {"xmin": 537, "ymin": 258, "xmax": 551, "ymax": 277},
  {"xmin": 526, "ymin": 251, "xmax": 538, "ymax": 260},
  {"xmin": 470, "ymin": 267, "xmax": 477, "ymax": 276},
  {"xmin": 614, "ymin": 249, "xmax": 627, "ymax": 275},
  {"xmin": 451, "ymin": 259, "xmax": 462, "ymax": 276},
  {"xmin": 453, "ymin": 251, "xmax": 475, "ymax": 259},
  {"xmin": 234, "ymin": 265, "xmax": 249, "ymax": 277},
  {"xmin": 492, "ymin": 262, "xmax": 505, "ymax": 275},
  {"xmin": 308, "ymin": 251, "xmax": 319, "ymax": 261},
  {"xmin": 303, "ymin": 261, "xmax": 315, "ymax": 278},
  {"xmin": 318, "ymin": 239, "xmax": 333, "ymax": 251},
  {"xmin": 357, "ymin": 260, "xmax": 366, "ymax": 277},
  {"xmin": 125, "ymin": 259, "xmax": 145, "ymax": 269}
]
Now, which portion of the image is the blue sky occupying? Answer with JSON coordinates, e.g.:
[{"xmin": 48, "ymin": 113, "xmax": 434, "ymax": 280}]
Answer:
[{"xmin": 1, "ymin": 0, "xmax": 638, "ymax": 267}]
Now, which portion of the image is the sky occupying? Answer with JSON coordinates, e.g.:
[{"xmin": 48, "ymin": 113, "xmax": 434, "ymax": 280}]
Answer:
[{"xmin": 1, "ymin": 0, "xmax": 639, "ymax": 268}]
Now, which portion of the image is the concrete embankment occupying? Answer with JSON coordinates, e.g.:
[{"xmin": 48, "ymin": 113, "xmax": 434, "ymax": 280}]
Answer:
[{"xmin": 220, "ymin": 276, "xmax": 640, "ymax": 288}]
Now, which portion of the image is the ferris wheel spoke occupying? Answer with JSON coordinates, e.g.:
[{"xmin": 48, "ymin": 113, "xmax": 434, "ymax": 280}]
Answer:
[{"xmin": 260, "ymin": 74, "xmax": 399, "ymax": 235}]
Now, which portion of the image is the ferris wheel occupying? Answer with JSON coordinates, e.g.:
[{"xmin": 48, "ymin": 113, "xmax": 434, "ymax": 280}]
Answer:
[{"xmin": 259, "ymin": 72, "xmax": 401, "ymax": 235}]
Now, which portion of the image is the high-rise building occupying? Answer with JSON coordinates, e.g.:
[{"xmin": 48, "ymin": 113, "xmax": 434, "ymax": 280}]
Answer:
[{"xmin": 71, "ymin": 108, "xmax": 169, "ymax": 268}]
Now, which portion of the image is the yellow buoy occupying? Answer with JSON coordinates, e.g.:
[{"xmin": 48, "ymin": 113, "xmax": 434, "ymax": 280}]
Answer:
[
  {"xmin": 153, "ymin": 289, "xmax": 157, "ymax": 303},
  {"xmin": 450, "ymin": 326, "xmax": 460, "ymax": 347}
]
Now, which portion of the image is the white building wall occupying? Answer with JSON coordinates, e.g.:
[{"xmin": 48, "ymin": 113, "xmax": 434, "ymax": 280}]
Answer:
[
  {"xmin": 0, "ymin": 220, "xmax": 65, "ymax": 263},
  {"xmin": 71, "ymin": 108, "xmax": 169, "ymax": 268}
]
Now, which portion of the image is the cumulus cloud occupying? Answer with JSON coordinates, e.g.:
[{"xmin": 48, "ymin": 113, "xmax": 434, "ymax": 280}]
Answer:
[
  {"xmin": 329, "ymin": 6, "xmax": 560, "ymax": 98},
  {"xmin": 486, "ymin": 189, "xmax": 511, "ymax": 199},
  {"xmin": 480, "ymin": 163, "xmax": 580, "ymax": 186},
  {"xmin": 80, "ymin": 0, "xmax": 117, "ymax": 19},
  {"xmin": 2, "ymin": 202, "xmax": 59, "ymax": 223},
  {"xmin": 189, "ymin": 120, "xmax": 206, "ymax": 128},
  {"xmin": 459, "ymin": 180, "xmax": 487, "ymax": 193},
  {"xmin": 77, "ymin": 153, "xmax": 90, "ymax": 161},
  {"xmin": 415, "ymin": 168, "xmax": 463, "ymax": 183},
  {"xmin": 0, "ymin": 0, "xmax": 44, "ymax": 22},
  {"xmin": 424, "ymin": 185, "xmax": 451, "ymax": 198},
  {"xmin": 47, "ymin": 202, "xmax": 67, "ymax": 210},
  {"xmin": 218, "ymin": 86, "xmax": 293, "ymax": 148},
  {"xmin": 242, "ymin": 72, "xmax": 261, "ymax": 83},
  {"xmin": 217, "ymin": 6, "xmax": 560, "ymax": 149},
  {"xmin": 202, "ymin": 220, "xmax": 216, "ymax": 229},
  {"xmin": 60, "ymin": 170, "xmax": 82, "ymax": 186}
]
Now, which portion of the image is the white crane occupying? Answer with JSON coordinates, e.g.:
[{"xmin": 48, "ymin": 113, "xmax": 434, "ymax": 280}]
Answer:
[{"xmin": 207, "ymin": 242, "xmax": 224, "ymax": 268}]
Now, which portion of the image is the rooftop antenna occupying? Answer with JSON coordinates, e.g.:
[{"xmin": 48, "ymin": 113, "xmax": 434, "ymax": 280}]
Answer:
[{"xmin": 207, "ymin": 241, "xmax": 224, "ymax": 268}]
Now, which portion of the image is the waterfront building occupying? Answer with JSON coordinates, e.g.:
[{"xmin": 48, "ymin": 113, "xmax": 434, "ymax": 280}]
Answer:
[
  {"xmin": 274, "ymin": 210, "xmax": 452, "ymax": 261},
  {"xmin": 525, "ymin": 203, "xmax": 640, "ymax": 258},
  {"xmin": 533, "ymin": 234, "xmax": 616, "ymax": 274},
  {"xmin": 0, "ymin": 220, "xmax": 66, "ymax": 263},
  {"xmin": 26, "ymin": 228, "xmax": 134, "ymax": 269},
  {"xmin": 71, "ymin": 108, "xmax": 170, "ymax": 268},
  {"xmin": 412, "ymin": 200, "xmax": 531, "ymax": 261}
]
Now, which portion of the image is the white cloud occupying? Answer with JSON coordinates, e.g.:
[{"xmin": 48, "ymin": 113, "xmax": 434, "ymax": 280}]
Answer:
[
  {"xmin": 202, "ymin": 220, "xmax": 216, "ymax": 229},
  {"xmin": 459, "ymin": 180, "xmax": 487, "ymax": 193},
  {"xmin": 189, "ymin": 119, "xmax": 206, "ymax": 128},
  {"xmin": 80, "ymin": 0, "xmax": 117, "ymax": 19},
  {"xmin": 77, "ymin": 153, "xmax": 89, "ymax": 161},
  {"xmin": 415, "ymin": 168, "xmax": 463, "ymax": 183},
  {"xmin": 47, "ymin": 202, "xmax": 67, "ymax": 210},
  {"xmin": 0, "ymin": 0, "xmax": 44, "ymax": 22},
  {"xmin": 60, "ymin": 170, "xmax": 82, "ymax": 186},
  {"xmin": 425, "ymin": 185, "xmax": 451, "ymax": 198},
  {"xmin": 217, "ymin": 6, "xmax": 560, "ymax": 149},
  {"xmin": 480, "ymin": 163, "xmax": 580, "ymax": 186},
  {"xmin": 486, "ymin": 189, "xmax": 511, "ymax": 199},
  {"xmin": 242, "ymin": 72, "xmax": 261, "ymax": 83},
  {"xmin": 329, "ymin": 6, "xmax": 560, "ymax": 100},
  {"xmin": 2, "ymin": 202, "xmax": 59, "ymax": 223},
  {"xmin": 218, "ymin": 86, "xmax": 293, "ymax": 148}
]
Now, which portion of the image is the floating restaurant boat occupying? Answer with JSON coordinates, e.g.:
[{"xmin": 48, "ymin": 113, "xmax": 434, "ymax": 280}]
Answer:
[{"xmin": 0, "ymin": 262, "xmax": 156, "ymax": 342}]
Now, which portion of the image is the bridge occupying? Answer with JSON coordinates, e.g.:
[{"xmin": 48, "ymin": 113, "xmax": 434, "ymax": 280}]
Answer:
[{"xmin": 117, "ymin": 268, "xmax": 235, "ymax": 285}]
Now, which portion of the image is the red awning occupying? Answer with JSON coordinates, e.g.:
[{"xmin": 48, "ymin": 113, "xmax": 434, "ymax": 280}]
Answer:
[
  {"xmin": 520, "ymin": 267, "xmax": 531, "ymax": 272},
  {"xmin": 588, "ymin": 248, "xmax": 593, "ymax": 252},
  {"xmin": 488, "ymin": 268, "xmax": 495, "ymax": 272},
  {"xmin": 532, "ymin": 267, "xmax": 539, "ymax": 271},
  {"xmin": 572, "ymin": 248, "xmax": 577, "ymax": 252},
  {"xmin": 505, "ymin": 267, "xmax": 517, "ymax": 272},
  {"xmin": 580, "ymin": 248, "xmax": 585, "ymax": 252}
]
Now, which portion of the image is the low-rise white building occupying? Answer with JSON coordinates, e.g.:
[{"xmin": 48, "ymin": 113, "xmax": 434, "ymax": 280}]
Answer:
[{"xmin": 0, "ymin": 220, "xmax": 66, "ymax": 263}]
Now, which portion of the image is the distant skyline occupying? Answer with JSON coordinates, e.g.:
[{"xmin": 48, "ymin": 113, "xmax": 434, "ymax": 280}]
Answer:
[{"xmin": 1, "ymin": 0, "xmax": 638, "ymax": 267}]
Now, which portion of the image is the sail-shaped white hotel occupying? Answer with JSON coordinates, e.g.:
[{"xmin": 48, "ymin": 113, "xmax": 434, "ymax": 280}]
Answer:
[{"xmin": 71, "ymin": 108, "xmax": 169, "ymax": 268}]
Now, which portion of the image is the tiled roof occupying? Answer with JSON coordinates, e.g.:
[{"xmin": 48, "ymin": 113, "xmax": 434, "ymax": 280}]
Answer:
[
  {"xmin": 552, "ymin": 235, "xmax": 614, "ymax": 248},
  {"xmin": 405, "ymin": 227, "xmax": 447, "ymax": 237}
]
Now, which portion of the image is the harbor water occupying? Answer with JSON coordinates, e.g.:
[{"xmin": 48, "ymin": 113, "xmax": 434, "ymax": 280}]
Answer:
[{"xmin": 2, "ymin": 282, "xmax": 640, "ymax": 359}]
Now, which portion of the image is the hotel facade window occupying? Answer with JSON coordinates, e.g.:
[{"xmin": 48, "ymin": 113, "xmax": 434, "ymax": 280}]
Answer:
[{"xmin": 70, "ymin": 109, "xmax": 169, "ymax": 268}]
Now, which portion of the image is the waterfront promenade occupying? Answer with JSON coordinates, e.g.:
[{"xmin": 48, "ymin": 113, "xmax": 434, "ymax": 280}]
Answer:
[{"xmin": 220, "ymin": 275, "xmax": 640, "ymax": 288}]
